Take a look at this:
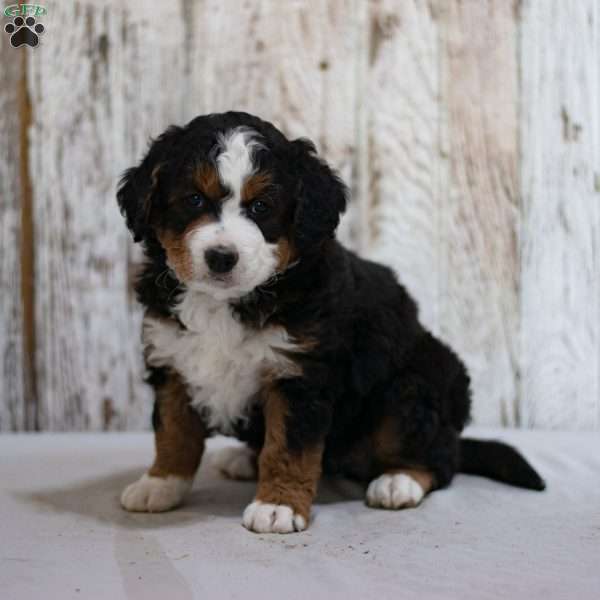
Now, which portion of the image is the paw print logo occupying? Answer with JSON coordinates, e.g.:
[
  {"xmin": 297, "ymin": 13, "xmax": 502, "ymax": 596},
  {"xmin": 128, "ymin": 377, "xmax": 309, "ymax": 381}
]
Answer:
[{"xmin": 4, "ymin": 16, "xmax": 45, "ymax": 48}]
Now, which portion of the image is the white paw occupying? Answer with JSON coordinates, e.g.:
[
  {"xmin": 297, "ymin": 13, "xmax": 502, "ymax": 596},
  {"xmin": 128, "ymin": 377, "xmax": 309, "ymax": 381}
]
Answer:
[
  {"xmin": 210, "ymin": 445, "xmax": 257, "ymax": 480},
  {"xmin": 366, "ymin": 473, "xmax": 424, "ymax": 509},
  {"xmin": 242, "ymin": 500, "xmax": 307, "ymax": 534},
  {"xmin": 120, "ymin": 473, "xmax": 191, "ymax": 513}
]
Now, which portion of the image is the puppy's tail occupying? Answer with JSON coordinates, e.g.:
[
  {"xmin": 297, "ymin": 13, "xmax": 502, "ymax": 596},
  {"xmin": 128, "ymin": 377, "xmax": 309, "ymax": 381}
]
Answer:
[{"xmin": 459, "ymin": 438, "xmax": 546, "ymax": 491}]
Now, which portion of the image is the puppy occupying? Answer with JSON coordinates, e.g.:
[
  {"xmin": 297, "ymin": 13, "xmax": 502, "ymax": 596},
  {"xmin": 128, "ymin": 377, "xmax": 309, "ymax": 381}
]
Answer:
[{"xmin": 117, "ymin": 111, "xmax": 544, "ymax": 534}]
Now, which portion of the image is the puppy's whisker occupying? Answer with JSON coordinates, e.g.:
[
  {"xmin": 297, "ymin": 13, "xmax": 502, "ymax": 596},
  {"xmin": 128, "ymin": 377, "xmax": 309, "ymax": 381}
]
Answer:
[
  {"xmin": 167, "ymin": 283, "xmax": 185, "ymax": 303},
  {"xmin": 154, "ymin": 269, "xmax": 169, "ymax": 289}
]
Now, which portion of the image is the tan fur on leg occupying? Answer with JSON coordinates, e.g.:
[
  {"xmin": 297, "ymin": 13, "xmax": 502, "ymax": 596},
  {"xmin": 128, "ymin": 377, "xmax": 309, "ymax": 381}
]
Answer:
[
  {"xmin": 148, "ymin": 370, "xmax": 206, "ymax": 479},
  {"xmin": 243, "ymin": 385, "xmax": 323, "ymax": 533},
  {"xmin": 121, "ymin": 371, "xmax": 206, "ymax": 513}
]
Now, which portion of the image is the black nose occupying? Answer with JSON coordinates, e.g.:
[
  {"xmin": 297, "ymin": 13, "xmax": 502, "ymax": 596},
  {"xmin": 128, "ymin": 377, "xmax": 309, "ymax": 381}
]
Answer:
[{"xmin": 204, "ymin": 246, "xmax": 239, "ymax": 274}]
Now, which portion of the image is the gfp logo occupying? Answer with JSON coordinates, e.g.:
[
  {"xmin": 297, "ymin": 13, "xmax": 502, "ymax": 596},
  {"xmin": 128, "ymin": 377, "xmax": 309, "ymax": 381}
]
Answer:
[
  {"xmin": 4, "ymin": 3, "xmax": 46, "ymax": 17},
  {"xmin": 3, "ymin": 4, "xmax": 46, "ymax": 47}
]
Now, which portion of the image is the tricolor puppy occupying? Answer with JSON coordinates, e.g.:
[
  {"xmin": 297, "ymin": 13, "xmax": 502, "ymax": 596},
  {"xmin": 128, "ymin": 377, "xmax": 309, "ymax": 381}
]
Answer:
[{"xmin": 117, "ymin": 112, "xmax": 544, "ymax": 534}]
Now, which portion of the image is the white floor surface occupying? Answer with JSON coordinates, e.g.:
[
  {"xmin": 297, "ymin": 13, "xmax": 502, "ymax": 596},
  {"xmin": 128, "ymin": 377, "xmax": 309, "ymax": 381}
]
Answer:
[{"xmin": 1, "ymin": 428, "xmax": 599, "ymax": 600}]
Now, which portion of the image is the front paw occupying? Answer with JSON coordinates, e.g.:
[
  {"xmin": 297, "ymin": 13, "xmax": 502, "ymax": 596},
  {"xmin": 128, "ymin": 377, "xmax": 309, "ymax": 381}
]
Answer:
[
  {"xmin": 120, "ymin": 473, "xmax": 191, "ymax": 513},
  {"xmin": 242, "ymin": 500, "xmax": 307, "ymax": 534}
]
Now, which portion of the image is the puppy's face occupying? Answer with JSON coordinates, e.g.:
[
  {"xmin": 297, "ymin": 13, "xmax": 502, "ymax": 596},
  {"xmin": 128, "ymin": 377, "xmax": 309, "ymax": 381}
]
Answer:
[
  {"xmin": 154, "ymin": 128, "xmax": 287, "ymax": 300},
  {"xmin": 117, "ymin": 114, "xmax": 346, "ymax": 300}
]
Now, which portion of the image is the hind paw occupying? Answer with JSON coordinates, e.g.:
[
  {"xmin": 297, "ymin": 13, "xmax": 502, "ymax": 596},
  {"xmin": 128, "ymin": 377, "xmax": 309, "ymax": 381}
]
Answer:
[
  {"xmin": 210, "ymin": 445, "xmax": 257, "ymax": 480},
  {"xmin": 366, "ymin": 473, "xmax": 425, "ymax": 509}
]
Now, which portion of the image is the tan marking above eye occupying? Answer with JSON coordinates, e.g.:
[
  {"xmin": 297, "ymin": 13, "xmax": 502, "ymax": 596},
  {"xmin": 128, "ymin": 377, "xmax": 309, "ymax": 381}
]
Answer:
[
  {"xmin": 193, "ymin": 163, "xmax": 225, "ymax": 201},
  {"xmin": 242, "ymin": 171, "xmax": 272, "ymax": 205}
]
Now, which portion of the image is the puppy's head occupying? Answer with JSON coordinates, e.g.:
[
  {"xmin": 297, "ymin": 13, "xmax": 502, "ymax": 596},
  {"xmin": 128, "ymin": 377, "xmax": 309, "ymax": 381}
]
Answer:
[{"xmin": 117, "ymin": 112, "xmax": 346, "ymax": 300}]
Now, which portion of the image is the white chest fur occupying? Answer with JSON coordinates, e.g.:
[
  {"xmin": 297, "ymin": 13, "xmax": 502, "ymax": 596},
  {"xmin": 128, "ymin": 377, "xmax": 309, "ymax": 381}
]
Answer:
[{"xmin": 142, "ymin": 290, "xmax": 299, "ymax": 433}]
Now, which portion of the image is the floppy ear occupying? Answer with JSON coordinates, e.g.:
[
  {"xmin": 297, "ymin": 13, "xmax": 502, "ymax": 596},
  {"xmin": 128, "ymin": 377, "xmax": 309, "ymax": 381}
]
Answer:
[
  {"xmin": 291, "ymin": 138, "xmax": 347, "ymax": 252},
  {"xmin": 116, "ymin": 126, "xmax": 183, "ymax": 242}
]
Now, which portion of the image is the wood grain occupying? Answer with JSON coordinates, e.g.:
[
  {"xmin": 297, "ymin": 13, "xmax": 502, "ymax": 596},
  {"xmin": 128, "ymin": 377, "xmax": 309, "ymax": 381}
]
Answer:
[
  {"xmin": 366, "ymin": 0, "xmax": 442, "ymax": 331},
  {"xmin": 519, "ymin": 1, "xmax": 600, "ymax": 429},
  {"xmin": 27, "ymin": 2, "xmax": 124, "ymax": 430},
  {"xmin": 0, "ymin": 36, "xmax": 28, "ymax": 430},
  {"xmin": 437, "ymin": 0, "xmax": 521, "ymax": 426}
]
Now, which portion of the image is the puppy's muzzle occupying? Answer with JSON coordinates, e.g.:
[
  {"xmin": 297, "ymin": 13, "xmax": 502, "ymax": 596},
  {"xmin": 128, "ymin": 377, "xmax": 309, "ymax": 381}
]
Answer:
[{"xmin": 204, "ymin": 245, "xmax": 239, "ymax": 274}]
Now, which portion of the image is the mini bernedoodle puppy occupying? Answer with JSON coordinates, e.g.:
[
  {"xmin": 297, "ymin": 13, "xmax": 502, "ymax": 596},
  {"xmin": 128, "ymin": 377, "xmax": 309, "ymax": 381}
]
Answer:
[{"xmin": 117, "ymin": 111, "xmax": 544, "ymax": 534}]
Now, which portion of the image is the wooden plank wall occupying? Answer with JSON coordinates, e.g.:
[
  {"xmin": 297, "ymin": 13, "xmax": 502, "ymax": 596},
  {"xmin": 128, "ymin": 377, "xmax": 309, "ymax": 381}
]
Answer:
[
  {"xmin": 0, "ymin": 36, "xmax": 29, "ymax": 429},
  {"xmin": 519, "ymin": 1, "xmax": 600, "ymax": 429},
  {"xmin": 0, "ymin": 0, "xmax": 598, "ymax": 431}
]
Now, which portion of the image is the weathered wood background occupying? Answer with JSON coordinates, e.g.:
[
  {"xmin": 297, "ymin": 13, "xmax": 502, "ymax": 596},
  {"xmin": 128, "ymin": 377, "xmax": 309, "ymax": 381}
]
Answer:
[{"xmin": 1, "ymin": 0, "xmax": 598, "ymax": 431}]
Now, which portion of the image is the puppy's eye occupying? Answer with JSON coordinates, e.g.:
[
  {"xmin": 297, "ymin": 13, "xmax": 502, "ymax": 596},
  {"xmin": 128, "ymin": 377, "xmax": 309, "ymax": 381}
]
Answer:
[
  {"xmin": 249, "ymin": 200, "xmax": 270, "ymax": 216},
  {"xmin": 187, "ymin": 194, "xmax": 206, "ymax": 209}
]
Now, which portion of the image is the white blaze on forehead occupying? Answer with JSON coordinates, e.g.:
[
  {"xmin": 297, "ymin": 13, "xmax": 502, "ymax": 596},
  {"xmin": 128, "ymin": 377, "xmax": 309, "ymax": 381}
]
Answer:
[
  {"xmin": 216, "ymin": 127, "xmax": 263, "ymax": 196},
  {"xmin": 182, "ymin": 126, "xmax": 278, "ymax": 300}
]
